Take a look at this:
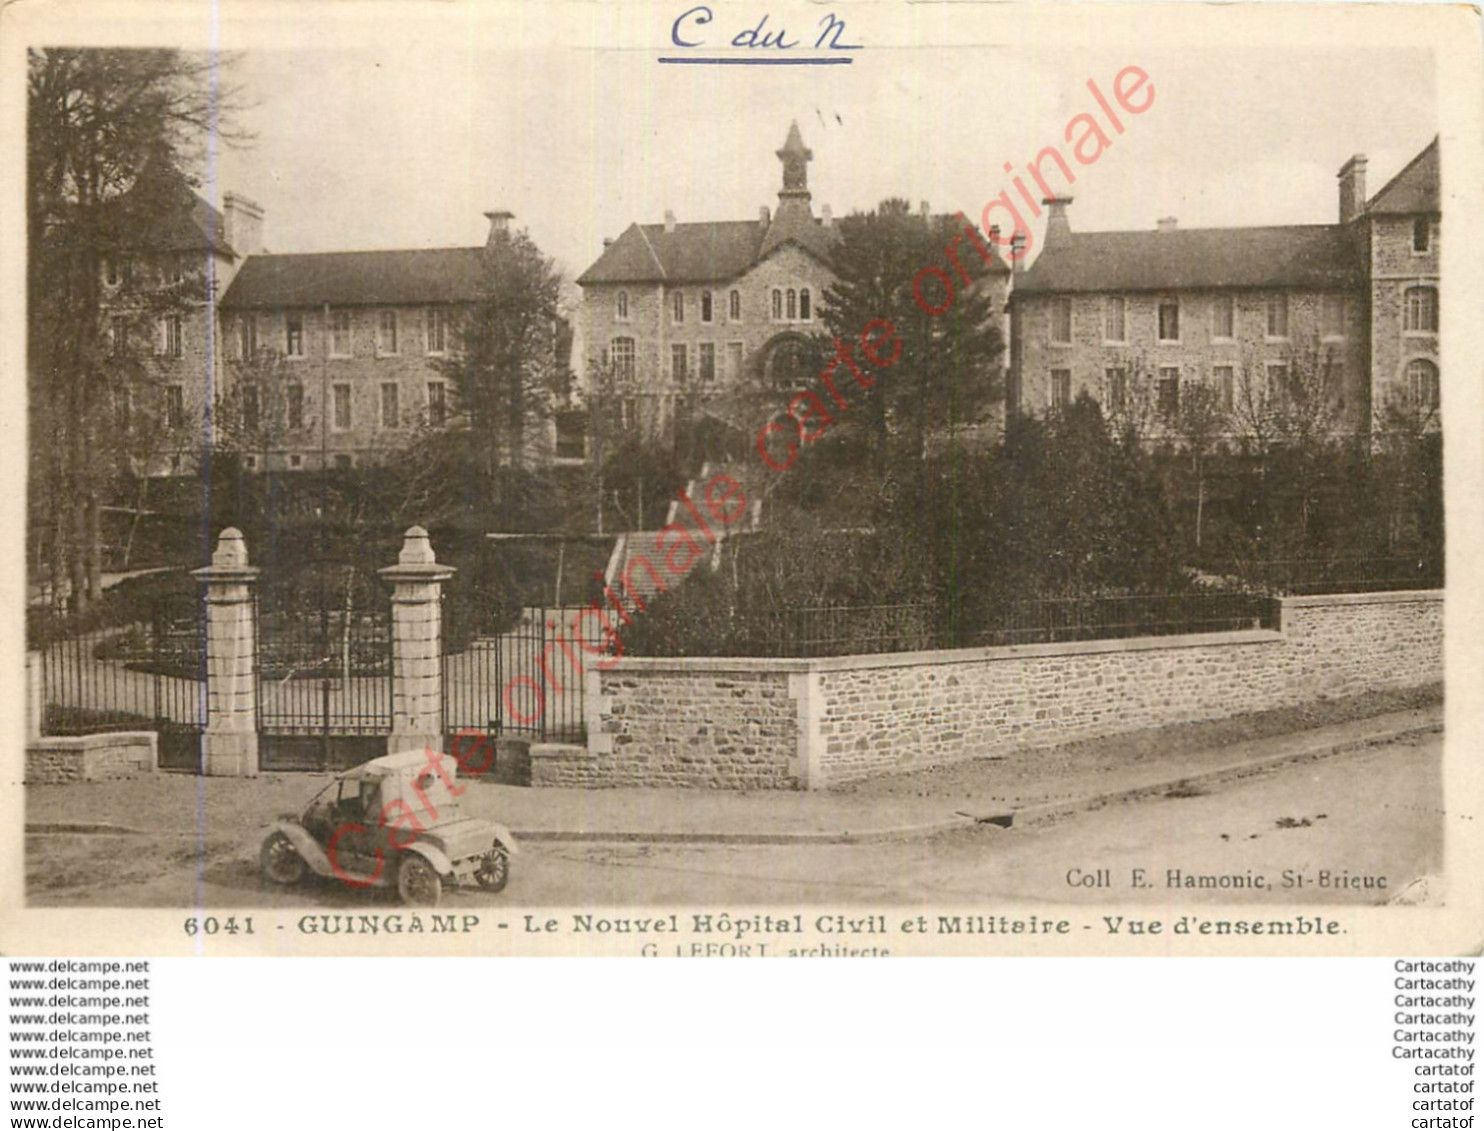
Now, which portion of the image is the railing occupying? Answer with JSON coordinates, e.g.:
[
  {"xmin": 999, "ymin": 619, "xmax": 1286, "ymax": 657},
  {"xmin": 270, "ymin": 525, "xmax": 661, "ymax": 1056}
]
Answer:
[
  {"xmin": 758, "ymin": 592, "xmax": 1279, "ymax": 658},
  {"xmin": 1198, "ymin": 556, "xmax": 1442, "ymax": 596},
  {"xmin": 443, "ymin": 605, "xmax": 587, "ymax": 744}
]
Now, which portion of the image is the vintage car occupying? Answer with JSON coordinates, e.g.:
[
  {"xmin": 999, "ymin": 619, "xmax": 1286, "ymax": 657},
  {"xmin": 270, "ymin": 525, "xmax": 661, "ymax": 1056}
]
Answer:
[{"xmin": 259, "ymin": 748, "xmax": 518, "ymax": 905}]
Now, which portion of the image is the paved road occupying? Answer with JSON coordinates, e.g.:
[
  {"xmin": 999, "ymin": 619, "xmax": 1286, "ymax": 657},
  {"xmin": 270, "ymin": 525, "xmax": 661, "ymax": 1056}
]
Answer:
[{"xmin": 28, "ymin": 731, "xmax": 1441, "ymax": 909}]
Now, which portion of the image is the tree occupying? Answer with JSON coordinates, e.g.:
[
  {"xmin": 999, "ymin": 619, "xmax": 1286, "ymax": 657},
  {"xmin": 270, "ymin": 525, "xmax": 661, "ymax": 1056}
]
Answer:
[
  {"xmin": 27, "ymin": 48, "xmax": 248, "ymax": 611},
  {"xmin": 1171, "ymin": 380, "xmax": 1229, "ymax": 551},
  {"xmin": 817, "ymin": 199, "xmax": 1006, "ymax": 479},
  {"xmin": 435, "ymin": 222, "xmax": 565, "ymax": 482}
]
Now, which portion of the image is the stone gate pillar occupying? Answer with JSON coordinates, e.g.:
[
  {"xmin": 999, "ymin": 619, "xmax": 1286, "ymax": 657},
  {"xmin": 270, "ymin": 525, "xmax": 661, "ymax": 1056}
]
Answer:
[
  {"xmin": 380, "ymin": 526, "xmax": 455, "ymax": 756},
  {"xmin": 193, "ymin": 528, "xmax": 260, "ymax": 777}
]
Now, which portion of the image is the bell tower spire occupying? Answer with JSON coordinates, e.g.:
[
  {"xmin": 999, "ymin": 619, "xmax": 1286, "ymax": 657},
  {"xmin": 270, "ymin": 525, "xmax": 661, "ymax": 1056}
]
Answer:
[{"xmin": 777, "ymin": 121, "xmax": 813, "ymax": 204}]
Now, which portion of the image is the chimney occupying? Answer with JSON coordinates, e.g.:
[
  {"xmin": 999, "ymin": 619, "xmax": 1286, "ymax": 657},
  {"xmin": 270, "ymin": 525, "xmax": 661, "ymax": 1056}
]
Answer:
[
  {"xmin": 484, "ymin": 210, "xmax": 514, "ymax": 246},
  {"xmin": 222, "ymin": 192, "xmax": 265, "ymax": 257},
  {"xmin": 602, "ymin": 237, "xmax": 614, "ymax": 249},
  {"xmin": 1156, "ymin": 216, "xmax": 1178, "ymax": 233},
  {"xmin": 664, "ymin": 210, "xmax": 676, "ymax": 234},
  {"xmin": 1338, "ymin": 154, "xmax": 1368, "ymax": 224},
  {"xmin": 1043, "ymin": 196, "xmax": 1073, "ymax": 243},
  {"xmin": 1010, "ymin": 231, "xmax": 1027, "ymax": 273},
  {"xmin": 759, "ymin": 205, "xmax": 770, "ymax": 226},
  {"xmin": 821, "ymin": 204, "xmax": 832, "ymax": 228}
]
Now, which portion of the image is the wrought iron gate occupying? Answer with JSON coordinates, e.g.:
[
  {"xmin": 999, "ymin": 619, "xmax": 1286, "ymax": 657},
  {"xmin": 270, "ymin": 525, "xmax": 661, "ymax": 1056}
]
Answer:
[
  {"xmin": 37, "ymin": 590, "xmax": 205, "ymax": 772},
  {"xmin": 256, "ymin": 565, "xmax": 392, "ymax": 771},
  {"xmin": 443, "ymin": 605, "xmax": 587, "ymax": 748}
]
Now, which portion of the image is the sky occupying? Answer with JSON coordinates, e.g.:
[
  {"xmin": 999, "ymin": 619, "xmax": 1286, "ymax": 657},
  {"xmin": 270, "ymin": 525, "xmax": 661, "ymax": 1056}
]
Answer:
[{"xmin": 208, "ymin": 35, "xmax": 1436, "ymax": 292}]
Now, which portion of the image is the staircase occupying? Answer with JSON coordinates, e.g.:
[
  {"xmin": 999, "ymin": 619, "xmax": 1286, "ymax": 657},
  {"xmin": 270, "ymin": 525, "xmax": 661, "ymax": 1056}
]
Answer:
[{"xmin": 602, "ymin": 461, "xmax": 760, "ymax": 612}]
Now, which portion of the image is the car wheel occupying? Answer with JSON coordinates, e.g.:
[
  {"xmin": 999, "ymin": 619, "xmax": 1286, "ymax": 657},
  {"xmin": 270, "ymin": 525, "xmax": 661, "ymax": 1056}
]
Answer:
[
  {"xmin": 475, "ymin": 842, "xmax": 511, "ymax": 893},
  {"xmin": 396, "ymin": 854, "xmax": 442, "ymax": 906},
  {"xmin": 261, "ymin": 832, "xmax": 307, "ymax": 886}
]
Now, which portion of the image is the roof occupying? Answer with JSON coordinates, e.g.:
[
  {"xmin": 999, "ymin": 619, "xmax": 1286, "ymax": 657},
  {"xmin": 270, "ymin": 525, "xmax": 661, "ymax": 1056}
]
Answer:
[
  {"xmin": 348, "ymin": 749, "xmax": 455, "ymax": 777},
  {"xmin": 1366, "ymin": 137, "xmax": 1440, "ymax": 215},
  {"xmin": 105, "ymin": 165, "xmax": 235, "ymax": 257},
  {"xmin": 577, "ymin": 212, "xmax": 843, "ymax": 286},
  {"xmin": 220, "ymin": 246, "xmax": 488, "ymax": 309},
  {"xmin": 1016, "ymin": 223, "xmax": 1364, "ymax": 295}
]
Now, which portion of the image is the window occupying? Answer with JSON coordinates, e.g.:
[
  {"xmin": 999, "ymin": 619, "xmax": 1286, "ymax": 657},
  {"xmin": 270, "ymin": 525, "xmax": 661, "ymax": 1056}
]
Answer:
[
  {"xmin": 1405, "ymin": 286, "xmax": 1438, "ymax": 333},
  {"xmin": 1157, "ymin": 367, "xmax": 1181, "ymax": 416},
  {"xmin": 165, "ymin": 257, "xmax": 184, "ymax": 285},
  {"xmin": 332, "ymin": 383, "xmax": 352, "ymax": 431},
  {"xmin": 334, "ymin": 454, "xmax": 352, "ymax": 470},
  {"xmin": 1050, "ymin": 368, "xmax": 1072, "ymax": 408},
  {"xmin": 330, "ymin": 309, "xmax": 352, "ymax": 357},
  {"xmin": 243, "ymin": 454, "xmax": 257, "ymax": 471},
  {"xmin": 427, "ymin": 381, "xmax": 447, "ymax": 428},
  {"xmin": 1213, "ymin": 366, "xmax": 1235, "ymax": 412},
  {"xmin": 1212, "ymin": 294, "xmax": 1235, "ymax": 340},
  {"xmin": 1051, "ymin": 297, "xmax": 1073, "ymax": 344},
  {"xmin": 425, "ymin": 307, "xmax": 449, "ymax": 354},
  {"xmin": 615, "ymin": 291, "xmax": 630, "ymax": 321},
  {"xmin": 785, "ymin": 289, "xmax": 796, "ymax": 321},
  {"xmin": 1321, "ymin": 294, "xmax": 1347, "ymax": 340},
  {"xmin": 286, "ymin": 312, "xmax": 305, "ymax": 357},
  {"xmin": 671, "ymin": 343, "xmax": 688, "ymax": 383},
  {"xmin": 105, "ymin": 257, "xmax": 119, "ymax": 287},
  {"xmin": 114, "ymin": 386, "xmax": 131, "ymax": 431},
  {"xmin": 378, "ymin": 310, "xmax": 398, "ymax": 355},
  {"xmin": 771, "ymin": 289, "xmax": 783, "ymax": 321},
  {"xmin": 672, "ymin": 291, "xmax": 684, "ymax": 323},
  {"xmin": 1406, "ymin": 359, "xmax": 1440, "ymax": 410},
  {"xmin": 1157, "ymin": 298, "xmax": 1180, "ymax": 343},
  {"xmin": 701, "ymin": 291, "xmax": 713, "ymax": 323},
  {"xmin": 239, "ymin": 315, "xmax": 257, "ymax": 361},
  {"xmin": 729, "ymin": 290, "xmax": 741, "ymax": 321},
  {"xmin": 242, "ymin": 383, "xmax": 260, "ymax": 432},
  {"xmin": 1413, "ymin": 217, "xmax": 1431, "ymax": 253},
  {"xmin": 170, "ymin": 454, "xmax": 183, "ymax": 473},
  {"xmin": 610, "ymin": 337, "xmax": 635, "ymax": 382},
  {"xmin": 380, "ymin": 382, "xmax": 399, "ymax": 428},
  {"xmin": 287, "ymin": 384, "xmax": 304, "ymax": 431},
  {"xmin": 800, "ymin": 288, "xmax": 812, "ymax": 321},
  {"xmin": 165, "ymin": 385, "xmax": 185, "ymax": 429},
  {"xmin": 555, "ymin": 411, "xmax": 586, "ymax": 460},
  {"xmin": 699, "ymin": 342, "xmax": 716, "ymax": 383},
  {"xmin": 161, "ymin": 315, "xmax": 183, "ymax": 358},
  {"xmin": 1103, "ymin": 297, "xmax": 1126, "ymax": 343},
  {"xmin": 726, "ymin": 341, "xmax": 744, "ymax": 382},
  {"xmin": 111, "ymin": 316, "xmax": 128, "ymax": 358},
  {"xmin": 1106, "ymin": 367, "xmax": 1127, "ymax": 413},
  {"xmin": 289, "ymin": 454, "xmax": 303, "ymax": 469},
  {"xmin": 1265, "ymin": 293, "xmax": 1289, "ymax": 339},
  {"xmin": 1265, "ymin": 361, "xmax": 1291, "ymax": 403}
]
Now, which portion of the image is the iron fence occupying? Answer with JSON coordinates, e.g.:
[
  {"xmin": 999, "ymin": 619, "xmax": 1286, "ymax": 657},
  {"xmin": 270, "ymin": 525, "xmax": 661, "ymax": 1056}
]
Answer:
[
  {"xmin": 36, "ymin": 593, "xmax": 205, "ymax": 771},
  {"xmin": 1198, "ymin": 556, "xmax": 1442, "ymax": 595},
  {"xmin": 443, "ymin": 606, "xmax": 588, "ymax": 746}
]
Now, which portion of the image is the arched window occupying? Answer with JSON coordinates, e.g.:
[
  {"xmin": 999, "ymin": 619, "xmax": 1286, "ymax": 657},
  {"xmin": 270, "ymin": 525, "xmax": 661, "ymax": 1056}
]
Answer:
[
  {"xmin": 800, "ymin": 288, "xmax": 811, "ymax": 321},
  {"xmin": 615, "ymin": 291, "xmax": 629, "ymax": 321},
  {"xmin": 786, "ymin": 289, "xmax": 797, "ymax": 320},
  {"xmin": 1406, "ymin": 359, "xmax": 1439, "ymax": 410},
  {"xmin": 1405, "ymin": 286, "xmax": 1438, "ymax": 333},
  {"xmin": 700, "ymin": 290, "xmax": 713, "ymax": 323},
  {"xmin": 771, "ymin": 289, "xmax": 782, "ymax": 321},
  {"xmin": 729, "ymin": 290, "xmax": 741, "ymax": 320}
]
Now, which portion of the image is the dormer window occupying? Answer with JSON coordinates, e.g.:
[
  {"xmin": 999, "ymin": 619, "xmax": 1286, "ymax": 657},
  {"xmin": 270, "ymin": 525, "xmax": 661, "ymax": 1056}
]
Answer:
[
  {"xmin": 1413, "ymin": 216, "xmax": 1431, "ymax": 253},
  {"xmin": 615, "ymin": 290, "xmax": 629, "ymax": 321}
]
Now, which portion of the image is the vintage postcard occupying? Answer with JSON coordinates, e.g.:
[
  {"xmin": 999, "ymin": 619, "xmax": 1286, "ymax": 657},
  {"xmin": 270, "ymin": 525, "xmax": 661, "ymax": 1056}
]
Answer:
[{"xmin": 2, "ymin": 0, "xmax": 1480, "ymax": 957}]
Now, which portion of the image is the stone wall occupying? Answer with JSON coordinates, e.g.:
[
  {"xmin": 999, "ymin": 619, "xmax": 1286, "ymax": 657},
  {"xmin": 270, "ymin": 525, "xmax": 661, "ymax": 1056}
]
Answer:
[
  {"xmin": 26, "ymin": 732, "xmax": 158, "ymax": 785},
  {"xmin": 574, "ymin": 661, "xmax": 804, "ymax": 788},
  {"xmin": 580, "ymin": 590, "xmax": 1441, "ymax": 789}
]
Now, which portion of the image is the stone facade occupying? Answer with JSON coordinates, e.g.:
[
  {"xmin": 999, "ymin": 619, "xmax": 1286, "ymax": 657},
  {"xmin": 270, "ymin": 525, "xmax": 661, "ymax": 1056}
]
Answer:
[
  {"xmin": 193, "ymin": 528, "xmax": 260, "ymax": 776},
  {"xmin": 1368, "ymin": 214, "xmax": 1440, "ymax": 419},
  {"xmin": 26, "ymin": 732, "xmax": 157, "ymax": 784},
  {"xmin": 380, "ymin": 527, "xmax": 454, "ymax": 755},
  {"xmin": 569, "ymin": 590, "xmax": 1440, "ymax": 789},
  {"xmin": 1014, "ymin": 286, "xmax": 1369, "ymax": 433}
]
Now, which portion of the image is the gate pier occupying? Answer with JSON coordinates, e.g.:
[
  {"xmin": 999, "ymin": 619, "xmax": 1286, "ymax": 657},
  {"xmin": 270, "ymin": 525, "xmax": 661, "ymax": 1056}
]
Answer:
[
  {"xmin": 380, "ymin": 527, "xmax": 455, "ymax": 758},
  {"xmin": 194, "ymin": 528, "xmax": 260, "ymax": 777}
]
